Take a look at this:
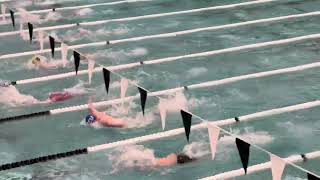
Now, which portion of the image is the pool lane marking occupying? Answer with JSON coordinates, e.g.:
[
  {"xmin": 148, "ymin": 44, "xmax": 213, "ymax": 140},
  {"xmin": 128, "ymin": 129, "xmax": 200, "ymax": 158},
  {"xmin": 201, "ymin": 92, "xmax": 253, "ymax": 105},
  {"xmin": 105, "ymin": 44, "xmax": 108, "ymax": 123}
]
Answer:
[
  {"xmin": 2, "ymin": 62, "xmax": 320, "ymax": 121},
  {"xmin": 199, "ymin": 151, "xmax": 320, "ymax": 180},
  {"xmin": 9, "ymin": 31, "xmax": 320, "ymax": 85},
  {"xmin": 2, "ymin": 10, "xmax": 320, "ymax": 60},
  {"xmin": 0, "ymin": 0, "xmax": 277, "ymax": 37},
  {"xmin": 0, "ymin": 100, "xmax": 319, "ymax": 171},
  {"xmin": 0, "ymin": 0, "xmax": 154, "ymax": 18}
]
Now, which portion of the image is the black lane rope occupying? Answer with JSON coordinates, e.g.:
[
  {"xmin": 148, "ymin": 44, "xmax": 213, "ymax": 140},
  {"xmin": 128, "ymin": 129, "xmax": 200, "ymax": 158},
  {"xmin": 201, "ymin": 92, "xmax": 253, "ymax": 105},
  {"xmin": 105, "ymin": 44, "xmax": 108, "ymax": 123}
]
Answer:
[
  {"xmin": 0, "ymin": 148, "xmax": 87, "ymax": 171},
  {"xmin": 0, "ymin": 111, "xmax": 50, "ymax": 124}
]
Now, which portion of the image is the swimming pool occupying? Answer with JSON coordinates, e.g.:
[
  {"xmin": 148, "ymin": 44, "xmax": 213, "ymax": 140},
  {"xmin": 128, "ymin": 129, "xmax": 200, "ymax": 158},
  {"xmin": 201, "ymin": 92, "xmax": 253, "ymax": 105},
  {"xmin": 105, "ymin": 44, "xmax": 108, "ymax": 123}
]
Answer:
[{"xmin": 0, "ymin": 0, "xmax": 320, "ymax": 179}]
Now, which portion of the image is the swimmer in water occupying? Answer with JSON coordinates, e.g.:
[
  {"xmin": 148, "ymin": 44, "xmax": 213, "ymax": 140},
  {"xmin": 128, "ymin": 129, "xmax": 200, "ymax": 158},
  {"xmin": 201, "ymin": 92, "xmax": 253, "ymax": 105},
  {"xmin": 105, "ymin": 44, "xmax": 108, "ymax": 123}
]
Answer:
[
  {"xmin": 154, "ymin": 153, "xmax": 196, "ymax": 167},
  {"xmin": 31, "ymin": 55, "xmax": 67, "ymax": 69},
  {"xmin": 48, "ymin": 91, "xmax": 74, "ymax": 102},
  {"xmin": 85, "ymin": 98, "xmax": 126, "ymax": 128}
]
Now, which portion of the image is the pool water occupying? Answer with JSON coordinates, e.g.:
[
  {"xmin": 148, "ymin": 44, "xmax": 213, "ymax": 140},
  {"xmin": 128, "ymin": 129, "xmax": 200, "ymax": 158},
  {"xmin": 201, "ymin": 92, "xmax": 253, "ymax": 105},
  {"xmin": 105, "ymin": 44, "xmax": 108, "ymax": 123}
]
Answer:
[{"xmin": 0, "ymin": 0, "xmax": 320, "ymax": 179}]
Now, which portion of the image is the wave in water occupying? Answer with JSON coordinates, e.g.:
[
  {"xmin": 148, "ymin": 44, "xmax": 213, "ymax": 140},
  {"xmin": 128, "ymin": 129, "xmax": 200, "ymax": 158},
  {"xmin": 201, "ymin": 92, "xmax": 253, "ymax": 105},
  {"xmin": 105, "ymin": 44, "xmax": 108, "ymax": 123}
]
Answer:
[
  {"xmin": 74, "ymin": 8, "xmax": 93, "ymax": 16},
  {"xmin": 0, "ymin": 86, "xmax": 42, "ymax": 106}
]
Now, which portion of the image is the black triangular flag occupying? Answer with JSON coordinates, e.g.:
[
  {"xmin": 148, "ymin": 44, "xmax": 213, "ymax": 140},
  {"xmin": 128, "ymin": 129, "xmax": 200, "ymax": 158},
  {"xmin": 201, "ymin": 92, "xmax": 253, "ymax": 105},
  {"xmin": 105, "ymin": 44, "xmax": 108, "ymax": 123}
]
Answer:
[
  {"xmin": 73, "ymin": 51, "xmax": 80, "ymax": 75},
  {"xmin": 49, "ymin": 36, "xmax": 55, "ymax": 57},
  {"xmin": 138, "ymin": 87, "xmax": 147, "ymax": 115},
  {"xmin": 102, "ymin": 68, "xmax": 110, "ymax": 94},
  {"xmin": 236, "ymin": 138, "xmax": 250, "ymax": 174},
  {"xmin": 180, "ymin": 110, "xmax": 192, "ymax": 142},
  {"xmin": 28, "ymin": 22, "xmax": 33, "ymax": 43},
  {"xmin": 9, "ymin": 10, "xmax": 15, "ymax": 28},
  {"xmin": 308, "ymin": 173, "xmax": 320, "ymax": 180}
]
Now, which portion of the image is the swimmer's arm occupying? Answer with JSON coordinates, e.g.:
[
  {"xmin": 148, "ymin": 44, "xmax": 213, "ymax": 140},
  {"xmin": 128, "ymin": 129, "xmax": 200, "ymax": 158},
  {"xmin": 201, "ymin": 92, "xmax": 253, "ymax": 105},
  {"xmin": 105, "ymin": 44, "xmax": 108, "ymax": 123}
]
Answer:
[
  {"xmin": 155, "ymin": 153, "xmax": 177, "ymax": 167},
  {"xmin": 98, "ymin": 116, "xmax": 125, "ymax": 128}
]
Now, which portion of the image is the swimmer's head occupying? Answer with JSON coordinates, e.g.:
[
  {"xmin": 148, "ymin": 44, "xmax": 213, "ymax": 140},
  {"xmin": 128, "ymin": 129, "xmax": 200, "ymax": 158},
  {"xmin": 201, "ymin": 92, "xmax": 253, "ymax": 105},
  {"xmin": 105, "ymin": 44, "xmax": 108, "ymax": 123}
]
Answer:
[
  {"xmin": 32, "ymin": 56, "xmax": 41, "ymax": 65},
  {"xmin": 176, "ymin": 153, "xmax": 195, "ymax": 164},
  {"xmin": 85, "ymin": 114, "xmax": 96, "ymax": 124}
]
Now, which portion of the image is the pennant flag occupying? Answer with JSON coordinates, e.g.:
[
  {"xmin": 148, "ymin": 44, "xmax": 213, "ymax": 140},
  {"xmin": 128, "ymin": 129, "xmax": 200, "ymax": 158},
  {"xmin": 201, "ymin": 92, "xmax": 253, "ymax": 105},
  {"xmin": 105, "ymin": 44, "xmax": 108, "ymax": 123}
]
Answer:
[
  {"xmin": 270, "ymin": 155, "xmax": 286, "ymax": 180},
  {"xmin": 9, "ymin": 9, "xmax": 14, "ymax": 28},
  {"xmin": 49, "ymin": 36, "xmax": 55, "ymax": 57},
  {"xmin": 1, "ymin": 4, "xmax": 6, "ymax": 21},
  {"xmin": 158, "ymin": 99, "xmax": 167, "ymax": 130},
  {"xmin": 181, "ymin": 110, "xmax": 192, "ymax": 142},
  {"xmin": 207, "ymin": 124, "xmax": 220, "ymax": 160},
  {"xmin": 27, "ymin": 22, "xmax": 33, "ymax": 43},
  {"xmin": 102, "ymin": 68, "xmax": 110, "ymax": 93},
  {"xmin": 120, "ymin": 78, "xmax": 128, "ymax": 100},
  {"xmin": 308, "ymin": 173, "xmax": 320, "ymax": 180},
  {"xmin": 61, "ymin": 43, "xmax": 68, "ymax": 67},
  {"xmin": 138, "ymin": 87, "xmax": 147, "ymax": 115},
  {"xmin": 236, "ymin": 138, "xmax": 250, "ymax": 174},
  {"xmin": 88, "ymin": 59, "xmax": 95, "ymax": 84},
  {"xmin": 73, "ymin": 51, "xmax": 80, "ymax": 75},
  {"xmin": 38, "ymin": 30, "xmax": 44, "ymax": 50}
]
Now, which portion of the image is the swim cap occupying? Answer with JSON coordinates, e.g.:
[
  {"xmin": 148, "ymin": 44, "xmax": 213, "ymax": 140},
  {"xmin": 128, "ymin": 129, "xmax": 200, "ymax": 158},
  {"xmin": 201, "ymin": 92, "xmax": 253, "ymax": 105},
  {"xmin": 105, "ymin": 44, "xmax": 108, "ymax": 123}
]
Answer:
[
  {"xmin": 85, "ymin": 114, "xmax": 96, "ymax": 124},
  {"xmin": 32, "ymin": 56, "xmax": 41, "ymax": 65},
  {"xmin": 177, "ymin": 154, "xmax": 195, "ymax": 164}
]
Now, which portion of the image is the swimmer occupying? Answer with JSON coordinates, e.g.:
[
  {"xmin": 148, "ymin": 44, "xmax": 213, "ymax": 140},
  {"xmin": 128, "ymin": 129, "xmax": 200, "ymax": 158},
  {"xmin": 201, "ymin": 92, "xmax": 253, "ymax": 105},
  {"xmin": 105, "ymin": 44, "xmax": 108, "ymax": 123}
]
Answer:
[
  {"xmin": 154, "ymin": 153, "xmax": 196, "ymax": 167},
  {"xmin": 30, "ymin": 55, "xmax": 67, "ymax": 69},
  {"xmin": 48, "ymin": 91, "xmax": 74, "ymax": 102},
  {"xmin": 85, "ymin": 98, "xmax": 126, "ymax": 128}
]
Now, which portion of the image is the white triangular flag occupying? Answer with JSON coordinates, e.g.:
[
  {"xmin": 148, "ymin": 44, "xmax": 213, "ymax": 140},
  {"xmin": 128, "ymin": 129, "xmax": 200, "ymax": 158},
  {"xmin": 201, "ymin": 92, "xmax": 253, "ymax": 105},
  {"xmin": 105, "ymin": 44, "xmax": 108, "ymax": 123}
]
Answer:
[
  {"xmin": 270, "ymin": 155, "xmax": 286, "ymax": 180},
  {"xmin": 120, "ymin": 78, "xmax": 128, "ymax": 100},
  {"xmin": 38, "ymin": 30, "xmax": 44, "ymax": 50},
  {"xmin": 207, "ymin": 123, "xmax": 220, "ymax": 160},
  {"xmin": 87, "ymin": 59, "xmax": 95, "ymax": 84},
  {"xmin": 1, "ymin": 4, "xmax": 6, "ymax": 22},
  {"xmin": 158, "ymin": 99, "xmax": 167, "ymax": 130},
  {"xmin": 61, "ymin": 43, "xmax": 68, "ymax": 67}
]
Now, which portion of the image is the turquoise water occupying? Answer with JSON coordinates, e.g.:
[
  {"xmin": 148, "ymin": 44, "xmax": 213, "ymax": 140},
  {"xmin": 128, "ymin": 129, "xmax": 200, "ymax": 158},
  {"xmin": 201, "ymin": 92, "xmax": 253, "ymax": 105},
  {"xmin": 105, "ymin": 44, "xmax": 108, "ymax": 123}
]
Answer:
[{"xmin": 0, "ymin": 0, "xmax": 320, "ymax": 179}]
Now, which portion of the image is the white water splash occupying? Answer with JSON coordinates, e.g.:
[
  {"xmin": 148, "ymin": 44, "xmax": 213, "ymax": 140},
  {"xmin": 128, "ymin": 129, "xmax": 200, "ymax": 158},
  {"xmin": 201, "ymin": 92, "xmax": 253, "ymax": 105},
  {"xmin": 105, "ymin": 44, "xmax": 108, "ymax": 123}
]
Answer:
[
  {"xmin": 182, "ymin": 141, "xmax": 211, "ymax": 159},
  {"xmin": 107, "ymin": 145, "xmax": 157, "ymax": 173},
  {"xmin": 13, "ymin": 1, "xmax": 32, "ymax": 8},
  {"xmin": 0, "ymin": 86, "xmax": 43, "ymax": 106},
  {"xmin": 158, "ymin": 91, "xmax": 188, "ymax": 113},
  {"xmin": 74, "ymin": 8, "xmax": 93, "ymax": 16},
  {"xmin": 219, "ymin": 130, "xmax": 274, "ymax": 145},
  {"xmin": 110, "ymin": 102, "xmax": 156, "ymax": 129},
  {"xmin": 187, "ymin": 67, "xmax": 208, "ymax": 78},
  {"xmin": 64, "ymin": 81, "xmax": 92, "ymax": 96},
  {"xmin": 62, "ymin": 28, "xmax": 91, "ymax": 43},
  {"xmin": 97, "ymin": 47, "xmax": 148, "ymax": 62},
  {"xmin": 17, "ymin": 8, "xmax": 41, "ymax": 24},
  {"xmin": 43, "ymin": 11, "xmax": 62, "ymax": 22}
]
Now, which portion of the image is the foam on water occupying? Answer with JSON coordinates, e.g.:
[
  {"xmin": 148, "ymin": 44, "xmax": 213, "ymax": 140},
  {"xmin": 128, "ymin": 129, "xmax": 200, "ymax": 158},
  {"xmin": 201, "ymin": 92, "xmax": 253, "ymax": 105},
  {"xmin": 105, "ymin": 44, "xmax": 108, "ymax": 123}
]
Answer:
[
  {"xmin": 17, "ymin": 8, "xmax": 41, "ymax": 24},
  {"xmin": 62, "ymin": 28, "xmax": 91, "ymax": 43},
  {"xmin": 107, "ymin": 145, "xmax": 157, "ymax": 173},
  {"xmin": 186, "ymin": 67, "xmax": 208, "ymax": 78},
  {"xmin": 13, "ymin": 1, "xmax": 32, "ymax": 8},
  {"xmin": 96, "ymin": 47, "xmax": 148, "ymax": 62},
  {"xmin": 158, "ymin": 91, "xmax": 188, "ymax": 113},
  {"xmin": 64, "ymin": 80, "xmax": 93, "ymax": 96},
  {"xmin": 74, "ymin": 8, "xmax": 93, "ymax": 16},
  {"xmin": 43, "ymin": 12, "xmax": 63, "ymax": 22},
  {"xmin": 0, "ymin": 86, "xmax": 43, "ymax": 106},
  {"xmin": 182, "ymin": 141, "xmax": 211, "ymax": 159},
  {"xmin": 219, "ymin": 127, "xmax": 274, "ymax": 145}
]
